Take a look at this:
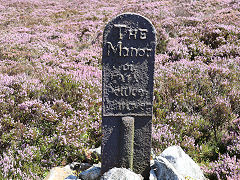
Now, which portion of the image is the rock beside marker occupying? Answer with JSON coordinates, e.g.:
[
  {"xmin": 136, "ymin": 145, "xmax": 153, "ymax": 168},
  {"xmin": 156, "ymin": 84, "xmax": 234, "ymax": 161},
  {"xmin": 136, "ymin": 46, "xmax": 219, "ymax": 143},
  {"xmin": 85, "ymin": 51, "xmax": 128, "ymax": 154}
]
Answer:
[
  {"xmin": 43, "ymin": 146, "xmax": 205, "ymax": 180},
  {"xmin": 79, "ymin": 164, "xmax": 101, "ymax": 180},
  {"xmin": 89, "ymin": 146, "xmax": 101, "ymax": 159},
  {"xmin": 43, "ymin": 166, "xmax": 74, "ymax": 180},
  {"xmin": 153, "ymin": 156, "xmax": 184, "ymax": 180},
  {"xmin": 70, "ymin": 162, "xmax": 92, "ymax": 171},
  {"xmin": 100, "ymin": 167, "xmax": 143, "ymax": 180},
  {"xmin": 160, "ymin": 146, "xmax": 205, "ymax": 180},
  {"xmin": 149, "ymin": 169, "xmax": 158, "ymax": 180}
]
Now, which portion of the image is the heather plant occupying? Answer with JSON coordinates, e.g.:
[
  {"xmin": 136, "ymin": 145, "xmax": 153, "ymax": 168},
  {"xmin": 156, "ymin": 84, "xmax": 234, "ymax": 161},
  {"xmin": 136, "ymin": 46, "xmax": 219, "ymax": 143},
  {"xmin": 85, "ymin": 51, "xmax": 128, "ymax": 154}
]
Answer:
[
  {"xmin": 0, "ymin": 0, "xmax": 239, "ymax": 179},
  {"xmin": 0, "ymin": 73, "xmax": 101, "ymax": 179}
]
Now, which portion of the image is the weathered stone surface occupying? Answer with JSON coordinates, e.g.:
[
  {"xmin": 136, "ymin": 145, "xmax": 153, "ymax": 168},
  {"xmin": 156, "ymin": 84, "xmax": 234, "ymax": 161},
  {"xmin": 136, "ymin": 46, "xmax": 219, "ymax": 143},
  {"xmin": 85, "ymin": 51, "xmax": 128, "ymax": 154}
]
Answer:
[
  {"xmin": 100, "ymin": 167, "xmax": 143, "ymax": 180},
  {"xmin": 79, "ymin": 164, "xmax": 101, "ymax": 180},
  {"xmin": 101, "ymin": 13, "xmax": 156, "ymax": 179},
  {"xmin": 102, "ymin": 14, "xmax": 156, "ymax": 117},
  {"xmin": 120, "ymin": 116, "xmax": 134, "ymax": 169},
  {"xmin": 44, "ymin": 166, "xmax": 74, "ymax": 180},
  {"xmin": 160, "ymin": 146, "xmax": 205, "ymax": 180},
  {"xmin": 154, "ymin": 156, "xmax": 184, "ymax": 180}
]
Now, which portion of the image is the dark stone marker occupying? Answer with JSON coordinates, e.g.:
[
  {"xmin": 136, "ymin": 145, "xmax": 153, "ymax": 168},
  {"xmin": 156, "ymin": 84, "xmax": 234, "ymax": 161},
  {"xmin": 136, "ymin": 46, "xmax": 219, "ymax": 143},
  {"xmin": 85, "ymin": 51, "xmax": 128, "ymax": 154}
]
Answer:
[{"xmin": 101, "ymin": 13, "xmax": 156, "ymax": 179}]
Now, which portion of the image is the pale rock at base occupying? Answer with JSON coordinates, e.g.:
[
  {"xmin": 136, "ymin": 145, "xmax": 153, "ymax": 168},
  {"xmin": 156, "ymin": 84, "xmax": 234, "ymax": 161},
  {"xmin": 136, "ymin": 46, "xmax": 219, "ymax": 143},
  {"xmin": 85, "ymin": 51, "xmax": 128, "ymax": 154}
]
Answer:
[
  {"xmin": 79, "ymin": 163, "xmax": 101, "ymax": 180},
  {"xmin": 89, "ymin": 146, "xmax": 101, "ymax": 157},
  {"xmin": 154, "ymin": 156, "xmax": 184, "ymax": 180},
  {"xmin": 101, "ymin": 167, "xmax": 143, "ymax": 180},
  {"xmin": 89, "ymin": 146, "xmax": 102, "ymax": 161},
  {"xmin": 65, "ymin": 174, "xmax": 80, "ymax": 180},
  {"xmin": 44, "ymin": 145, "xmax": 206, "ymax": 180},
  {"xmin": 149, "ymin": 169, "xmax": 158, "ymax": 180},
  {"xmin": 160, "ymin": 146, "xmax": 205, "ymax": 180},
  {"xmin": 44, "ymin": 165, "xmax": 75, "ymax": 180}
]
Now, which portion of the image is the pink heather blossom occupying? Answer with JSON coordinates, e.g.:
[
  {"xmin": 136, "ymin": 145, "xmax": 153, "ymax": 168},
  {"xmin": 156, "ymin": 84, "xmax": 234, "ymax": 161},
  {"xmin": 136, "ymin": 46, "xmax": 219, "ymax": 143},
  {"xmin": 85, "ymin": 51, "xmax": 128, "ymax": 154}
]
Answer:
[{"xmin": 0, "ymin": 0, "xmax": 239, "ymax": 179}]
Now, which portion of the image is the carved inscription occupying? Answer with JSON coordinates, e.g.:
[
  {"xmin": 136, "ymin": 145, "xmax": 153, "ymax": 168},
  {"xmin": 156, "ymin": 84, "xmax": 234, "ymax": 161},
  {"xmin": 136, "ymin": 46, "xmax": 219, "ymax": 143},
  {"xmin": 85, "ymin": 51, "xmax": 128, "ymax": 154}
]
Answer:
[
  {"xmin": 106, "ymin": 41, "xmax": 152, "ymax": 57},
  {"xmin": 106, "ymin": 25, "xmax": 152, "ymax": 57},
  {"xmin": 114, "ymin": 24, "xmax": 148, "ymax": 40},
  {"xmin": 105, "ymin": 101, "xmax": 152, "ymax": 112},
  {"xmin": 102, "ymin": 13, "xmax": 155, "ymax": 116},
  {"xmin": 105, "ymin": 86, "xmax": 147, "ymax": 97}
]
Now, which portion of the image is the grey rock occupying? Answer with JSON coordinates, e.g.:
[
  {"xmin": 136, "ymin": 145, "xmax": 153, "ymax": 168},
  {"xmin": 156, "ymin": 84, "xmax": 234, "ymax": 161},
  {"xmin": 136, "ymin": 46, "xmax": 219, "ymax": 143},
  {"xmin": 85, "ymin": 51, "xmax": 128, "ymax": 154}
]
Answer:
[
  {"xmin": 70, "ymin": 162, "xmax": 81, "ymax": 170},
  {"xmin": 154, "ymin": 156, "xmax": 184, "ymax": 180},
  {"xmin": 149, "ymin": 169, "xmax": 158, "ymax": 180},
  {"xmin": 70, "ymin": 162, "xmax": 92, "ymax": 171},
  {"xmin": 100, "ymin": 167, "xmax": 143, "ymax": 180},
  {"xmin": 64, "ymin": 164, "xmax": 72, "ymax": 172},
  {"xmin": 89, "ymin": 146, "xmax": 101, "ymax": 155},
  {"xmin": 160, "ymin": 146, "xmax": 205, "ymax": 180},
  {"xmin": 89, "ymin": 146, "xmax": 101, "ymax": 160},
  {"xmin": 79, "ymin": 164, "xmax": 101, "ymax": 180},
  {"xmin": 150, "ymin": 159, "xmax": 155, "ymax": 167},
  {"xmin": 65, "ymin": 174, "xmax": 80, "ymax": 180}
]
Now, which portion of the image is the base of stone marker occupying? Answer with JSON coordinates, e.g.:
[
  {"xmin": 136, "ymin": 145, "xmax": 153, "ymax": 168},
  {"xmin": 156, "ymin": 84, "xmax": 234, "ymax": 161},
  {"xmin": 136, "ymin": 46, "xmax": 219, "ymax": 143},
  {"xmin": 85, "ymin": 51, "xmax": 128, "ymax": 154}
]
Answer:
[
  {"xmin": 120, "ymin": 116, "xmax": 134, "ymax": 170},
  {"xmin": 101, "ymin": 116, "xmax": 152, "ymax": 180}
]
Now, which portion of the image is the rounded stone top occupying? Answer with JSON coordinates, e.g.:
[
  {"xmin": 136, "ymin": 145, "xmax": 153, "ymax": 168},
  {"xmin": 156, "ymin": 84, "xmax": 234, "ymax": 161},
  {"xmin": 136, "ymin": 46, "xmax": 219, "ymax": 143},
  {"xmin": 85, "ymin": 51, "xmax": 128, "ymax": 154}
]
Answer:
[{"xmin": 103, "ymin": 13, "xmax": 156, "ymax": 44}]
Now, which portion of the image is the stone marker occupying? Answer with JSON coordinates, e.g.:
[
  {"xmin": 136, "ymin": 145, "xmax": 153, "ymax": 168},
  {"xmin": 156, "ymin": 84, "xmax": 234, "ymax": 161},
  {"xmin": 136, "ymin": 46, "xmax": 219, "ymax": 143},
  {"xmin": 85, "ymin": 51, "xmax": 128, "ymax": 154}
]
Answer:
[{"xmin": 101, "ymin": 13, "xmax": 156, "ymax": 179}]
